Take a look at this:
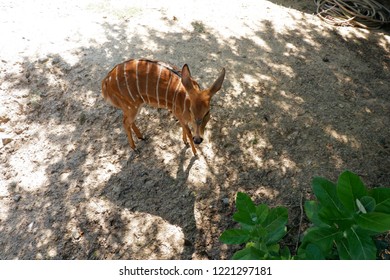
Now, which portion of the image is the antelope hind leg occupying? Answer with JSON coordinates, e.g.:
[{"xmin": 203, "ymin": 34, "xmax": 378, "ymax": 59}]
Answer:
[
  {"xmin": 131, "ymin": 123, "xmax": 144, "ymax": 140},
  {"xmin": 123, "ymin": 115, "xmax": 136, "ymax": 150}
]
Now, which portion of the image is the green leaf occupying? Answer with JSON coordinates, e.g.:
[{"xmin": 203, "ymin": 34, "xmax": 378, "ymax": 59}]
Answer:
[
  {"xmin": 356, "ymin": 199, "xmax": 367, "ymax": 214},
  {"xmin": 263, "ymin": 207, "xmax": 288, "ymax": 244},
  {"xmin": 369, "ymin": 187, "xmax": 390, "ymax": 213},
  {"xmin": 266, "ymin": 244, "xmax": 285, "ymax": 260},
  {"xmin": 300, "ymin": 227, "xmax": 340, "ymax": 256},
  {"xmin": 355, "ymin": 212, "xmax": 390, "ymax": 232},
  {"xmin": 299, "ymin": 243, "xmax": 326, "ymax": 260},
  {"xmin": 312, "ymin": 177, "xmax": 349, "ymax": 219},
  {"xmin": 255, "ymin": 204, "xmax": 269, "ymax": 224},
  {"xmin": 236, "ymin": 192, "xmax": 256, "ymax": 214},
  {"xmin": 266, "ymin": 243, "xmax": 280, "ymax": 254},
  {"xmin": 232, "ymin": 247, "xmax": 265, "ymax": 260},
  {"xmin": 233, "ymin": 192, "xmax": 257, "ymax": 225},
  {"xmin": 345, "ymin": 227, "xmax": 376, "ymax": 260},
  {"xmin": 219, "ymin": 229, "xmax": 251, "ymax": 244},
  {"xmin": 358, "ymin": 196, "xmax": 376, "ymax": 213},
  {"xmin": 337, "ymin": 171, "xmax": 367, "ymax": 212},
  {"xmin": 335, "ymin": 238, "xmax": 352, "ymax": 260},
  {"xmin": 312, "ymin": 177, "xmax": 337, "ymax": 205},
  {"xmin": 233, "ymin": 211, "xmax": 256, "ymax": 226},
  {"xmin": 304, "ymin": 200, "xmax": 330, "ymax": 227},
  {"xmin": 279, "ymin": 246, "xmax": 291, "ymax": 260},
  {"xmin": 234, "ymin": 204, "xmax": 269, "ymax": 226},
  {"xmin": 249, "ymin": 225, "xmax": 267, "ymax": 241}
]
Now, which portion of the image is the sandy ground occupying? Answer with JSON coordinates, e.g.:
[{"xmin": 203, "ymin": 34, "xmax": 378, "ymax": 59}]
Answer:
[{"xmin": 0, "ymin": 0, "xmax": 389, "ymax": 259}]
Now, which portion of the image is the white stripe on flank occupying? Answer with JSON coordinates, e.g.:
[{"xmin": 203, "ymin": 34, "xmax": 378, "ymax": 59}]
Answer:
[
  {"xmin": 172, "ymin": 80, "xmax": 181, "ymax": 114},
  {"xmin": 115, "ymin": 66, "xmax": 125, "ymax": 98},
  {"xmin": 136, "ymin": 60, "xmax": 146, "ymax": 103},
  {"xmin": 182, "ymin": 93, "xmax": 187, "ymax": 116},
  {"xmin": 145, "ymin": 62, "xmax": 151, "ymax": 104},
  {"xmin": 165, "ymin": 73, "xmax": 172, "ymax": 109},
  {"xmin": 124, "ymin": 62, "xmax": 135, "ymax": 102},
  {"xmin": 156, "ymin": 65, "xmax": 163, "ymax": 107}
]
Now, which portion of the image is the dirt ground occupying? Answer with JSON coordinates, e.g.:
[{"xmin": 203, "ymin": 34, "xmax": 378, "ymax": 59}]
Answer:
[{"xmin": 0, "ymin": 0, "xmax": 389, "ymax": 259}]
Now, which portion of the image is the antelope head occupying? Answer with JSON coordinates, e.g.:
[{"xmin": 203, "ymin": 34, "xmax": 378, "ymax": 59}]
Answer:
[{"xmin": 181, "ymin": 64, "xmax": 226, "ymax": 145}]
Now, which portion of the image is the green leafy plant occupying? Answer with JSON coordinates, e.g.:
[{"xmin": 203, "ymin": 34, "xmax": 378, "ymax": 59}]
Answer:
[
  {"xmin": 220, "ymin": 171, "xmax": 390, "ymax": 260},
  {"xmin": 219, "ymin": 192, "xmax": 291, "ymax": 259},
  {"xmin": 298, "ymin": 170, "xmax": 390, "ymax": 260}
]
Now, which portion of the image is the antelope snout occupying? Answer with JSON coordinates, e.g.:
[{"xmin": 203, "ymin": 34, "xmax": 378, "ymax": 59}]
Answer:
[{"xmin": 193, "ymin": 136, "xmax": 203, "ymax": 145}]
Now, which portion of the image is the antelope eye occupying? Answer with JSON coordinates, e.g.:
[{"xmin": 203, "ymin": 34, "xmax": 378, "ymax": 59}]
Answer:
[{"xmin": 194, "ymin": 111, "xmax": 210, "ymax": 126}]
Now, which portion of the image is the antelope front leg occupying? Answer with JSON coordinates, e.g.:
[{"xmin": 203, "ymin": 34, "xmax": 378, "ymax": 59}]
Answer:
[
  {"xmin": 182, "ymin": 128, "xmax": 188, "ymax": 144},
  {"xmin": 181, "ymin": 123, "xmax": 197, "ymax": 155}
]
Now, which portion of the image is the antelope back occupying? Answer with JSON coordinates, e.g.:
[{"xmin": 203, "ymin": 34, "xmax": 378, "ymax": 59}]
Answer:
[{"xmin": 102, "ymin": 59, "xmax": 189, "ymax": 116}]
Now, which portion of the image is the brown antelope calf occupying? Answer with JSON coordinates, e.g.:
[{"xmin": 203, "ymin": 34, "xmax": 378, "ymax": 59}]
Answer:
[{"xmin": 101, "ymin": 59, "xmax": 225, "ymax": 155}]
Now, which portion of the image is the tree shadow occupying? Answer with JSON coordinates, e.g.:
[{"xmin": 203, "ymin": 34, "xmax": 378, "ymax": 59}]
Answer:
[
  {"xmin": 266, "ymin": 0, "xmax": 316, "ymax": 13},
  {"xmin": 0, "ymin": 2, "xmax": 389, "ymax": 259}
]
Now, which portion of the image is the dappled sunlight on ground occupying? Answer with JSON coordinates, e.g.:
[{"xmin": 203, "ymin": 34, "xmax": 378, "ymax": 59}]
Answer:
[{"xmin": 0, "ymin": 0, "xmax": 389, "ymax": 259}]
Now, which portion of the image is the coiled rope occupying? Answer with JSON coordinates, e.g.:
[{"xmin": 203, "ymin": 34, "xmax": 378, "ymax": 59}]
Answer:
[{"xmin": 314, "ymin": 0, "xmax": 390, "ymax": 29}]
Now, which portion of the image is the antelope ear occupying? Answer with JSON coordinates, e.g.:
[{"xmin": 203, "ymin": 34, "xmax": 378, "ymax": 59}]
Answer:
[
  {"xmin": 181, "ymin": 64, "xmax": 194, "ymax": 92},
  {"xmin": 209, "ymin": 67, "xmax": 225, "ymax": 96}
]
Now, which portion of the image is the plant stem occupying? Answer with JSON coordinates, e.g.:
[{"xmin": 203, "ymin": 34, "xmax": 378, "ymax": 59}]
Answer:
[{"xmin": 295, "ymin": 192, "xmax": 304, "ymax": 253}]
